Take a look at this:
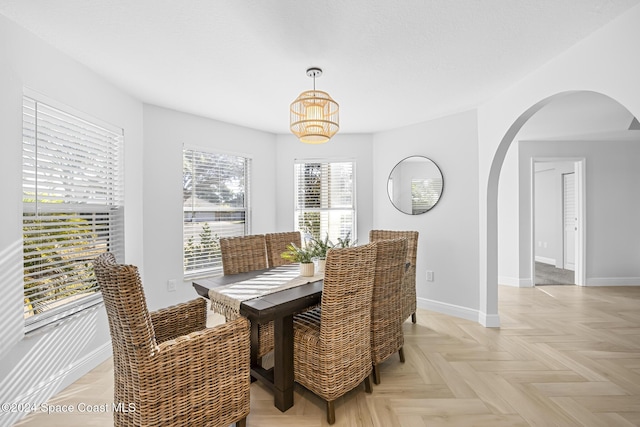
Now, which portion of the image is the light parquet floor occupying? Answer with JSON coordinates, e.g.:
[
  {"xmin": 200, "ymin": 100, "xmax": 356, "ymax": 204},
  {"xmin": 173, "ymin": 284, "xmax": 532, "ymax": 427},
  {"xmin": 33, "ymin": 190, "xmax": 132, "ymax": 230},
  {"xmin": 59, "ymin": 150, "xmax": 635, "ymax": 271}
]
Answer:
[{"xmin": 14, "ymin": 285, "xmax": 640, "ymax": 426}]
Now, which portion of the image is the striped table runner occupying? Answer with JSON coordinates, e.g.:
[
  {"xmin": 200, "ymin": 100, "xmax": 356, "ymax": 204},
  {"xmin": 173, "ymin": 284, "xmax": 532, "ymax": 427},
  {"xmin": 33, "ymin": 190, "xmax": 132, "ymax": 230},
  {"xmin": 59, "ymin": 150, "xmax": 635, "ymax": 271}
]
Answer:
[{"xmin": 208, "ymin": 264, "xmax": 323, "ymax": 319}]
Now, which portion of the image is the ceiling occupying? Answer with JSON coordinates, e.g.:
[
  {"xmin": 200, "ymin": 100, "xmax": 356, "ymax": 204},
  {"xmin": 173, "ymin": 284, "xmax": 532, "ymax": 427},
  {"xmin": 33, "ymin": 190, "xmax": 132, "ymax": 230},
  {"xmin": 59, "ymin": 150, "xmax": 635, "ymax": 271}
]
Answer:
[{"xmin": 1, "ymin": 0, "xmax": 638, "ymax": 135}]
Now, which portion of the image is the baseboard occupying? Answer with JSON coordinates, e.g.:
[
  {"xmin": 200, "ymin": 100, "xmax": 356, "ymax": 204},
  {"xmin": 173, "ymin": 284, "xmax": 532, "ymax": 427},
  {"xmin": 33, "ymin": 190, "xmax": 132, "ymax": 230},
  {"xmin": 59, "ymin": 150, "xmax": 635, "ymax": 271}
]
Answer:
[
  {"xmin": 478, "ymin": 312, "xmax": 501, "ymax": 328},
  {"xmin": 498, "ymin": 276, "xmax": 533, "ymax": 287},
  {"xmin": 418, "ymin": 297, "xmax": 479, "ymax": 323},
  {"xmin": 584, "ymin": 277, "xmax": 640, "ymax": 286},
  {"xmin": 535, "ymin": 256, "xmax": 556, "ymax": 265}
]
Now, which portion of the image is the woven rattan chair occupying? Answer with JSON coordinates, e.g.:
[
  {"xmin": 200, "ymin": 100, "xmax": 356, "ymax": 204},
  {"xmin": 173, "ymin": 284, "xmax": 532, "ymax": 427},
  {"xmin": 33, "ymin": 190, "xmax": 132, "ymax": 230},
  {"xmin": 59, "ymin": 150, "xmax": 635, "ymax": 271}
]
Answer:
[
  {"xmin": 370, "ymin": 230, "xmax": 419, "ymax": 323},
  {"xmin": 219, "ymin": 234, "xmax": 273, "ymax": 359},
  {"xmin": 293, "ymin": 243, "xmax": 377, "ymax": 425},
  {"xmin": 219, "ymin": 234, "xmax": 268, "ymax": 275},
  {"xmin": 371, "ymin": 238, "xmax": 408, "ymax": 384},
  {"xmin": 93, "ymin": 253, "xmax": 250, "ymax": 427},
  {"xmin": 265, "ymin": 231, "xmax": 302, "ymax": 268}
]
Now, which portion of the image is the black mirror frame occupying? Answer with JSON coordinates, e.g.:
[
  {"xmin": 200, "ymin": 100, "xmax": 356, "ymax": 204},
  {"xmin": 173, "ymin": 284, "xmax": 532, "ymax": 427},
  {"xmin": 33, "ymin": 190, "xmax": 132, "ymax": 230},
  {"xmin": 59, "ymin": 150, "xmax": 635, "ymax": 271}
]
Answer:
[{"xmin": 387, "ymin": 155, "xmax": 444, "ymax": 215}]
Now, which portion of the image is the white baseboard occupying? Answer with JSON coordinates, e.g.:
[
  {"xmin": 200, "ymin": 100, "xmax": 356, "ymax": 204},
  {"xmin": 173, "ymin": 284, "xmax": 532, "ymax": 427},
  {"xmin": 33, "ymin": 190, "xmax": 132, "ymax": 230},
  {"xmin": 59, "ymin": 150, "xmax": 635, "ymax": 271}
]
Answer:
[
  {"xmin": 584, "ymin": 277, "xmax": 640, "ymax": 286},
  {"xmin": 418, "ymin": 297, "xmax": 501, "ymax": 327},
  {"xmin": 498, "ymin": 276, "xmax": 533, "ymax": 287},
  {"xmin": 479, "ymin": 312, "xmax": 501, "ymax": 328},
  {"xmin": 535, "ymin": 256, "xmax": 556, "ymax": 265},
  {"xmin": 417, "ymin": 297, "xmax": 477, "ymax": 323}
]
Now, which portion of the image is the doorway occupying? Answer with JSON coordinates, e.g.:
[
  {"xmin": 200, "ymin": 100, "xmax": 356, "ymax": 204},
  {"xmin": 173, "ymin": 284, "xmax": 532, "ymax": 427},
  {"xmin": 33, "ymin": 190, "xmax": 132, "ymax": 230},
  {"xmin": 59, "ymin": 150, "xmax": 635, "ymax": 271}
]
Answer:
[{"xmin": 532, "ymin": 158, "xmax": 585, "ymax": 286}]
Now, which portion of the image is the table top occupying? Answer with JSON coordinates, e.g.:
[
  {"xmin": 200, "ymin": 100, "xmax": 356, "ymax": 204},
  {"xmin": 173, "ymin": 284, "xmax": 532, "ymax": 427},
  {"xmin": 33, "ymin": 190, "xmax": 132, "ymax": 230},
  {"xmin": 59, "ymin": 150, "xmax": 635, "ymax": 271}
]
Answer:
[{"xmin": 192, "ymin": 267, "xmax": 323, "ymax": 323}]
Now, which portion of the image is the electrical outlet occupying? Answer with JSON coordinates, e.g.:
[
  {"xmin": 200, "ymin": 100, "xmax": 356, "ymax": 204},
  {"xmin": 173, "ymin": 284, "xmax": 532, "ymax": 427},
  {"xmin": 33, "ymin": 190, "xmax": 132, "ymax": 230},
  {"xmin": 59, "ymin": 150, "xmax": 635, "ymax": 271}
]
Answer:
[
  {"xmin": 426, "ymin": 270, "xmax": 434, "ymax": 282},
  {"xmin": 167, "ymin": 279, "xmax": 177, "ymax": 292}
]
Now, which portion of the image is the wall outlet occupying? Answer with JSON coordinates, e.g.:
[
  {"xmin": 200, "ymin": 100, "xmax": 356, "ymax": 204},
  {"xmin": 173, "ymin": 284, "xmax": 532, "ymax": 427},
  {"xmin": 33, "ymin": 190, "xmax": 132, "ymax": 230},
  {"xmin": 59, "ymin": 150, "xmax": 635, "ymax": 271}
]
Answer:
[
  {"xmin": 167, "ymin": 279, "xmax": 177, "ymax": 292},
  {"xmin": 426, "ymin": 270, "xmax": 434, "ymax": 282}
]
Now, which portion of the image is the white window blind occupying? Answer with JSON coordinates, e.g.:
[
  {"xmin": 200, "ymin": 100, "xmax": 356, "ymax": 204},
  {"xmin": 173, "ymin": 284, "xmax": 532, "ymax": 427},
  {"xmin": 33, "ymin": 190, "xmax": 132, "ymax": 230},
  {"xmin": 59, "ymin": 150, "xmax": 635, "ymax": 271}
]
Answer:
[
  {"xmin": 411, "ymin": 178, "xmax": 443, "ymax": 214},
  {"xmin": 183, "ymin": 149, "xmax": 250, "ymax": 275},
  {"xmin": 294, "ymin": 161, "xmax": 355, "ymax": 244},
  {"xmin": 22, "ymin": 96, "xmax": 124, "ymax": 332}
]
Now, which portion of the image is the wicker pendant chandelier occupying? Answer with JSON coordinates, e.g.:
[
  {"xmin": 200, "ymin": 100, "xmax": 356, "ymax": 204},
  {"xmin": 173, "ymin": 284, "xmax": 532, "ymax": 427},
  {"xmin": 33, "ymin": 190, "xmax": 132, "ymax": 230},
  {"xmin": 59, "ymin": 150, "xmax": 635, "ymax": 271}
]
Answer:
[{"xmin": 290, "ymin": 67, "xmax": 339, "ymax": 144}]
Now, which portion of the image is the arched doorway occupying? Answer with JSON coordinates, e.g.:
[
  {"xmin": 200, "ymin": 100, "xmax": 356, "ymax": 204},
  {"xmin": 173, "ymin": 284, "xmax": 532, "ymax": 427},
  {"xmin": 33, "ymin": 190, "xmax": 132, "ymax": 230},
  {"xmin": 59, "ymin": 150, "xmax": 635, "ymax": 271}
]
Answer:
[{"xmin": 485, "ymin": 90, "xmax": 639, "ymax": 326}]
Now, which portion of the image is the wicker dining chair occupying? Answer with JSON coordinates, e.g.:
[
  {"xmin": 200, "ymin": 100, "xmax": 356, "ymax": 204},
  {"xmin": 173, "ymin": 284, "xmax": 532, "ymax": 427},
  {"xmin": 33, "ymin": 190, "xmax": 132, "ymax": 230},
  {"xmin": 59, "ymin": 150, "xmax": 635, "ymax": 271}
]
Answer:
[
  {"xmin": 293, "ymin": 243, "xmax": 378, "ymax": 425},
  {"xmin": 371, "ymin": 238, "xmax": 408, "ymax": 385},
  {"xmin": 369, "ymin": 230, "xmax": 419, "ymax": 323},
  {"xmin": 265, "ymin": 231, "xmax": 302, "ymax": 268},
  {"xmin": 219, "ymin": 234, "xmax": 268, "ymax": 275},
  {"xmin": 93, "ymin": 253, "xmax": 250, "ymax": 427},
  {"xmin": 219, "ymin": 234, "xmax": 273, "ymax": 359}
]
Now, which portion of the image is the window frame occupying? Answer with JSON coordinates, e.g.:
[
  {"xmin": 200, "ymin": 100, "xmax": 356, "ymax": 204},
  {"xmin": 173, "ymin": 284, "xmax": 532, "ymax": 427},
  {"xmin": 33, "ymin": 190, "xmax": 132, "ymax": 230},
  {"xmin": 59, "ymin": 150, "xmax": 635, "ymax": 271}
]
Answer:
[
  {"xmin": 22, "ymin": 90, "xmax": 124, "ymax": 333},
  {"xmin": 293, "ymin": 158, "xmax": 357, "ymax": 244},
  {"xmin": 182, "ymin": 146, "xmax": 252, "ymax": 278}
]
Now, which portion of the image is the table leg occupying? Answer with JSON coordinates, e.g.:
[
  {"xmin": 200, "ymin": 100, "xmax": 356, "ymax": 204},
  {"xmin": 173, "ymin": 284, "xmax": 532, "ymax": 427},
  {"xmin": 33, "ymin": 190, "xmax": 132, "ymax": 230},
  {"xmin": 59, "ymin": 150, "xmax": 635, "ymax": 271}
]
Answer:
[
  {"xmin": 249, "ymin": 321, "xmax": 259, "ymax": 382},
  {"xmin": 273, "ymin": 314, "xmax": 294, "ymax": 411}
]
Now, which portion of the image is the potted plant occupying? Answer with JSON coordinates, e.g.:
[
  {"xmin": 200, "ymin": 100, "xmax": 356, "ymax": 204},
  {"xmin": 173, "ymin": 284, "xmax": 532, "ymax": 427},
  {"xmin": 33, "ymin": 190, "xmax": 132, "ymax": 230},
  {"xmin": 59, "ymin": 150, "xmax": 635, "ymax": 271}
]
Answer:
[
  {"xmin": 335, "ymin": 231, "xmax": 357, "ymax": 248},
  {"xmin": 281, "ymin": 242, "xmax": 315, "ymax": 276},
  {"xmin": 309, "ymin": 233, "xmax": 333, "ymax": 273}
]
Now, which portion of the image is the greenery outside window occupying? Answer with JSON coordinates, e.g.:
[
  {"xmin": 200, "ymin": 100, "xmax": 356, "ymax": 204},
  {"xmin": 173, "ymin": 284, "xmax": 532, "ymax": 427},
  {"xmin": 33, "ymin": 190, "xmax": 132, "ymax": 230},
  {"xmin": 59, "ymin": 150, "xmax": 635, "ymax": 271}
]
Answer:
[
  {"xmin": 183, "ymin": 148, "xmax": 251, "ymax": 276},
  {"xmin": 23, "ymin": 94, "xmax": 124, "ymax": 332},
  {"xmin": 294, "ymin": 160, "xmax": 355, "ymax": 244}
]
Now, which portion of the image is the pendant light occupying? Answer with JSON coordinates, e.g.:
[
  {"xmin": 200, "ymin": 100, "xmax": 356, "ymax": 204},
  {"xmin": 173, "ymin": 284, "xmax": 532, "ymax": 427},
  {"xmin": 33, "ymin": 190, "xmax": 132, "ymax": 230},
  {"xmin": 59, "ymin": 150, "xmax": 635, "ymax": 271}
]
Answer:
[{"xmin": 290, "ymin": 67, "xmax": 339, "ymax": 144}]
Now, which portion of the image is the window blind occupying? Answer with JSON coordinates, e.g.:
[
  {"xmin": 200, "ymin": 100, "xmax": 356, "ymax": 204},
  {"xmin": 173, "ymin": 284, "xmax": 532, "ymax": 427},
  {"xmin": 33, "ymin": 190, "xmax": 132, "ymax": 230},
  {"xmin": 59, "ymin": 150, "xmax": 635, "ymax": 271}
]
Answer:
[
  {"xmin": 294, "ymin": 161, "xmax": 355, "ymax": 244},
  {"xmin": 411, "ymin": 178, "xmax": 443, "ymax": 214},
  {"xmin": 183, "ymin": 149, "xmax": 250, "ymax": 275},
  {"xmin": 22, "ymin": 96, "xmax": 124, "ymax": 332}
]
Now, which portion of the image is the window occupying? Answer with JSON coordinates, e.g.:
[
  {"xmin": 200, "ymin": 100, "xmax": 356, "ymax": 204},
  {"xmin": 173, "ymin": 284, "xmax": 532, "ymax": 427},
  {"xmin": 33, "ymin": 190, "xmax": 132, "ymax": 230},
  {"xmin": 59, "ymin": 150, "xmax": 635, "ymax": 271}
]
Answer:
[
  {"xmin": 183, "ymin": 148, "xmax": 251, "ymax": 275},
  {"xmin": 411, "ymin": 178, "xmax": 443, "ymax": 214},
  {"xmin": 22, "ymin": 95, "xmax": 124, "ymax": 332},
  {"xmin": 294, "ymin": 160, "xmax": 355, "ymax": 243}
]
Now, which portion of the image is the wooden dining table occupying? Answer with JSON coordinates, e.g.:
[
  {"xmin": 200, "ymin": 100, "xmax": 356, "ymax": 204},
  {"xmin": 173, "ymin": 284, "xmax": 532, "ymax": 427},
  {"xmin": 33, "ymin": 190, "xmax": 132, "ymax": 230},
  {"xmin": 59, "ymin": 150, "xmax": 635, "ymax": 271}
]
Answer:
[{"xmin": 192, "ymin": 265, "xmax": 323, "ymax": 412}]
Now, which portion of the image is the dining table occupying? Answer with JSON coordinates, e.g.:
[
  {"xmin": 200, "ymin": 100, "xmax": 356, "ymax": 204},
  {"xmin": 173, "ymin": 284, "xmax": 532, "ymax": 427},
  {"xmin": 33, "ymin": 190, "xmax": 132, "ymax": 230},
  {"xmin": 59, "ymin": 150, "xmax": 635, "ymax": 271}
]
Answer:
[{"xmin": 192, "ymin": 264, "xmax": 323, "ymax": 412}]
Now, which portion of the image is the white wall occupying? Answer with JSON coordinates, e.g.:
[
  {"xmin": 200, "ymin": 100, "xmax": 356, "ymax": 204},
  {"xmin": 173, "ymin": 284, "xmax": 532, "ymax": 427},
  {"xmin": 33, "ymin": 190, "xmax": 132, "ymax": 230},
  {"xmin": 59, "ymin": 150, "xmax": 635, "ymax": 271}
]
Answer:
[
  {"xmin": 0, "ymin": 14, "xmax": 144, "ymax": 425},
  {"xmin": 373, "ymin": 110, "xmax": 481, "ymax": 321},
  {"xmin": 478, "ymin": 3, "xmax": 640, "ymax": 325},
  {"xmin": 275, "ymin": 133, "xmax": 373, "ymax": 245},
  {"xmin": 497, "ymin": 142, "xmax": 521, "ymax": 286},
  {"xmin": 534, "ymin": 164, "xmax": 560, "ymax": 264},
  {"xmin": 143, "ymin": 105, "xmax": 278, "ymax": 310},
  {"xmin": 534, "ymin": 161, "xmax": 576, "ymax": 268}
]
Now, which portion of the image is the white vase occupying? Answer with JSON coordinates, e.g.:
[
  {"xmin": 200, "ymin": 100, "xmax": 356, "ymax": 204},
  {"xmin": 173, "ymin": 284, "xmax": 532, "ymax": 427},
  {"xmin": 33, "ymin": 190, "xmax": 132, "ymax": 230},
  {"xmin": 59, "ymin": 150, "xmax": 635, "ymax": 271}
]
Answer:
[
  {"xmin": 300, "ymin": 262, "xmax": 314, "ymax": 277},
  {"xmin": 315, "ymin": 258, "xmax": 326, "ymax": 274}
]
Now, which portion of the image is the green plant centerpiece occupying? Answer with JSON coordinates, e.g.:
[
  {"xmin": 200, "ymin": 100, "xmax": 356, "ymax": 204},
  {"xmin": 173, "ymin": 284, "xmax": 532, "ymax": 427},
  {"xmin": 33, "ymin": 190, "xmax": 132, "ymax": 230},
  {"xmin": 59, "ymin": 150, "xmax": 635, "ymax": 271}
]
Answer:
[
  {"xmin": 309, "ymin": 233, "xmax": 333, "ymax": 274},
  {"xmin": 281, "ymin": 242, "xmax": 315, "ymax": 276},
  {"xmin": 309, "ymin": 233, "xmax": 332, "ymax": 260},
  {"xmin": 334, "ymin": 231, "xmax": 357, "ymax": 248}
]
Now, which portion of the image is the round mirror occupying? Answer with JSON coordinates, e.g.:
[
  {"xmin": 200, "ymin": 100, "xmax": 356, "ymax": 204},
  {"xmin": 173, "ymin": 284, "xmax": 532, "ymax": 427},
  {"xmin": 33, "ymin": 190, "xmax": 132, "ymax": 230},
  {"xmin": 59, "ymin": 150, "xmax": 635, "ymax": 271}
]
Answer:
[{"xmin": 387, "ymin": 156, "xmax": 443, "ymax": 215}]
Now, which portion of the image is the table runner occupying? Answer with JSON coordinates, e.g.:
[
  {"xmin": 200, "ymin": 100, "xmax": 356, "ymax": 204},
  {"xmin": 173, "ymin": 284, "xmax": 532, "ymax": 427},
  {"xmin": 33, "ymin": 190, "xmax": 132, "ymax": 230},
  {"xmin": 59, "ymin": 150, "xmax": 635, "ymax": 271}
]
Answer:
[{"xmin": 208, "ymin": 264, "xmax": 324, "ymax": 319}]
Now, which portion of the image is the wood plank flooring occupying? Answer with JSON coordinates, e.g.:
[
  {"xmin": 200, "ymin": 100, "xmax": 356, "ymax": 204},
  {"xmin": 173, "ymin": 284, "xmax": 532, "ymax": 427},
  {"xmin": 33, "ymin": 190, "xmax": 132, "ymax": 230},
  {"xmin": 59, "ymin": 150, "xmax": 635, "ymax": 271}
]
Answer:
[{"xmin": 14, "ymin": 285, "xmax": 640, "ymax": 426}]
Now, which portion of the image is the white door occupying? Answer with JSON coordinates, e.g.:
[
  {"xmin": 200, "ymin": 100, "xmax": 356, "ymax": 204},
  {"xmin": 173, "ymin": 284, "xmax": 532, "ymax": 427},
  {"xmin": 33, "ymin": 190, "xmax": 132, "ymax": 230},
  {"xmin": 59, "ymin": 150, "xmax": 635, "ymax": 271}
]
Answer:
[{"xmin": 563, "ymin": 173, "xmax": 576, "ymax": 271}]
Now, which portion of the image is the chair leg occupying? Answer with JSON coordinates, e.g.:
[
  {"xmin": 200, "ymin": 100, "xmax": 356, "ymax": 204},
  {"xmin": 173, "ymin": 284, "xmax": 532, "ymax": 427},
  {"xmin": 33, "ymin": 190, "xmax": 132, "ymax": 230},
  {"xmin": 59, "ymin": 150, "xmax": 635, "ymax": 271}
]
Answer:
[
  {"xmin": 327, "ymin": 400, "xmax": 336, "ymax": 425},
  {"xmin": 236, "ymin": 418, "xmax": 247, "ymax": 427},
  {"xmin": 373, "ymin": 364, "xmax": 381, "ymax": 385},
  {"xmin": 399, "ymin": 346, "xmax": 405, "ymax": 363},
  {"xmin": 411, "ymin": 312, "xmax": 417, "ymax": 323},
  {"xmin": 364, "ymin": 374, "xmax": 372, "ymax": 393}
]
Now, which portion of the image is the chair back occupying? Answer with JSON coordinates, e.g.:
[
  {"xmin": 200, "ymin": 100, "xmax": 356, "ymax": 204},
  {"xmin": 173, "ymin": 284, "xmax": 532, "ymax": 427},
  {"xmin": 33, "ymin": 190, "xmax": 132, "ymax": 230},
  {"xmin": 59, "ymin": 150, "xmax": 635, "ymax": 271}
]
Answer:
[
  {"xmin": 369, "ymin": 230, "xmax": 417, "ymax": 267},
  {"xmin": 93, "ymin": 252, "xmax": 157, "ymax": 361},
  {"xmin": 371, "ymin": 238, "xmax": 407, "ymax": 365},
  {"xmin": 370, "ymin": 229, "xmax": 419, "ymax": 321},
  {"xmin": 219, "ymin": 234, "xmax": 267, "ymax": 274},
  {"xmin": 265, "ymin": 231, "xmax": 302, "ymax": 268},
  {"xmin": 319, "ymin": 243, "xmax": 377, "ymax": 374}
]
